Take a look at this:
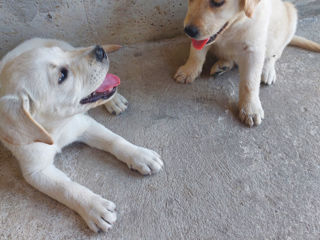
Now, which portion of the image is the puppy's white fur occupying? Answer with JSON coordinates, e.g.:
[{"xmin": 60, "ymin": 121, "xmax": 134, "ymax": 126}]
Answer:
[
  {"xmin": 175, "ymin": 0, "xmax": 320, "ymax": 127},
  {"xmin": 0, "ymin": 38, "xmax": 163, "ymax": 232}
]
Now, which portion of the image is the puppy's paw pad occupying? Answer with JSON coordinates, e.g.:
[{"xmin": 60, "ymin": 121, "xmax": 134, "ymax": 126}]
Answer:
[
  {"xmin": 81, "ymin": 195, "xmax": 117, "ymax": 233},
  {"xmin": 127, "ymin": 147, "xmax": 163, "ymax": 175},
  {"xmin": 174, "ymin": 65, "xmax": 200, "ymax": 84},
  {"xmin": 239, "ymin": 100, "xmax": 264, "ymax": 127},
  {"xmin": 104, "ymin": 93, "xmax": 128, "ymax": 115}
]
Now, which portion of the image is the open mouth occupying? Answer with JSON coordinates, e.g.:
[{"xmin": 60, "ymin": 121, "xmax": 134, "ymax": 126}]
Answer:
[
  {"xmin": 191, "ymin": 21, "xmax": 229, "ymax": 50},
  {"xmin": 80, "ymin": 73, "xmax": 120, "ymax": 104}
]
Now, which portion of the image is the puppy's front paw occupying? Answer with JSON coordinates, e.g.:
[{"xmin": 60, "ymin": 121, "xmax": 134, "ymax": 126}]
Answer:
[
  {"xmin": 80, "ymin": 194, "xmax": 117, "ymax": 233},
  {"xmin": 127, "ymin": 147, "xmax": 163, "ymax": 175},
  {"xmin": 174, "ymin": 64, "xmax": 200, "ymax": 84},
  {"xmin": 239, "ymin": 99, "xmax": 264, "ymax": 127},
  {"xmin": 104, "ymin": 93, "xmax": 128, "ymax": 115}
]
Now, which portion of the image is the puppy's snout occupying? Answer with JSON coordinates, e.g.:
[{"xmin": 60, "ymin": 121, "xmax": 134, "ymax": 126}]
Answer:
[
  {"xmin": 184, "ymin": 25, "xmax": 199, "ymax": 38},
  {"xmin": 94, "ymin": 45, "xmax": 107, "ymax": 62}
]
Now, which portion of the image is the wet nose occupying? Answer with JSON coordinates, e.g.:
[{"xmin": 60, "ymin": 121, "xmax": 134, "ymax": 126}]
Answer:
[
  {"xmin": 94, "ymin": 45, "xmax": 106, "ymax": 62},
  {"xmin": 184, "ymin": 25, "xmax": 199, "ymax": 38}
]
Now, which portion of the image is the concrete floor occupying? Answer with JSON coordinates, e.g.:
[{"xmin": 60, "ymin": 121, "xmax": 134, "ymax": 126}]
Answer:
[{"xmin": 1, "ymin": 16, "xmax": 320, "ymax": 240}]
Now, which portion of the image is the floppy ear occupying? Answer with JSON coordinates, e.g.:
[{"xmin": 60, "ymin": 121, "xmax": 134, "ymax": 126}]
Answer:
[
  {"xmin": 102, "ymin": 44, "xmax": 122, "ymax": 53},
  {"xmin": 241, "ymin": 0, "xmax": 260, "ymax": 18},
  {"xmin": 0, "ymin": 94, "xmax": 53, "ymax": 145}
]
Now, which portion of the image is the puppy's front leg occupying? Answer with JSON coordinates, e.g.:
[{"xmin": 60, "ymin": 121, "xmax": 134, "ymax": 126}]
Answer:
[
  {"xmin": 238, "ymin": 51, "xmax": 265, "ymax": 127},
  {"xmin": 174, "ymin": 44, "xmax": 209, "ymax": 84},
  {"xmin": 79, "ymin": 116, "xmax": 163, "ymax": 175},
  {"xmin": 22, "ymin": 163, "xmax": 116, "ymax": 232}
]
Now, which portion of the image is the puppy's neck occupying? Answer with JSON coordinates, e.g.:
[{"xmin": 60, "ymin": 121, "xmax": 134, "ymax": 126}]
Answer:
[{"xmin": 35, "ymin": 113, "xmax": 80, "ymax": 134}]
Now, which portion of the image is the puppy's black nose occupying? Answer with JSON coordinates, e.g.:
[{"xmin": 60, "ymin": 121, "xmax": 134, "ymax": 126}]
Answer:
[
  {"xmin": 94, "ymin": 45, "xmax": 106, "ymax": 62},
  {"xmin": 184, "ymin": 25, "xmax": 199, "ymax": 38}
]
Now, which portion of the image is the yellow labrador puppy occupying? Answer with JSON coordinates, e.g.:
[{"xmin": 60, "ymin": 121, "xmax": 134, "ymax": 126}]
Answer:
[
  {"xmin": 0, "ymin": 38, "xmax": 163, "ymax": 232},
  {"xmin": 175, "ymin": 0, "xmax": 320, "ymax": 127}
]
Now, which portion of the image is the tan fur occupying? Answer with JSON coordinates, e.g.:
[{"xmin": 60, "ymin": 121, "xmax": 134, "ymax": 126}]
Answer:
[
  {"xmin": 0, "ymin": 95, "xmax": 54, "ymax": 145},
  {"xmin": 102, "ymin": 44, "xmax": 122, "ymax": 53},
  {"xmin": 175, "ymin": 0, "xmax": 320, "ymax": 127},
  {"xmin": 77, "ymin": 44, "xmax": 122, "ymax": 55},
  {"xmin": 241, "ymin": 0, "xmax": 261, "ymax": 18},
  {"xmin": 290, "ymin": 36, "xmax": 320, "ymax": 52}
]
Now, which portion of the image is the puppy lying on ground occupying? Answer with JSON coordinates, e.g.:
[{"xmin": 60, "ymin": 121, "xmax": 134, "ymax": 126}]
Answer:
[
  {"xmin": 175, "ymin": 0, "xmax": 320, "ymax": 127},
  {"xmin": 0, "ymin": 38, "xmax": 163, "ymax": 232}
]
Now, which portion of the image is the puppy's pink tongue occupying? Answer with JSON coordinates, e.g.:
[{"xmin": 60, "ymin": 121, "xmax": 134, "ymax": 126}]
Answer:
[
  {"xmin": 192, "ymin": 38, "xmax": 209, "ymax": 50},
  {"xmin": 96, "ymin": 73, "xmax": 120, "ymax": 93}
]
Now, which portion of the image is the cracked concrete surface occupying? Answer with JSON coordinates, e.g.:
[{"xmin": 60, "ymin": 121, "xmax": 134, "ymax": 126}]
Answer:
[{"xmin": 0, "ymin": 3, "xmax": 320, "ymax": 240}]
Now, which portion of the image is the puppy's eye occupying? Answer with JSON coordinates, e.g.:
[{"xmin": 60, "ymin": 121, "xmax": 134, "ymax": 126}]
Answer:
[
  {"xmin": 58, "ymin": 67, "xmax": 68, "ymax": 84},
  {"xmin": 210, "ymin": 0, "xmax": 225, "ymax": 8}
]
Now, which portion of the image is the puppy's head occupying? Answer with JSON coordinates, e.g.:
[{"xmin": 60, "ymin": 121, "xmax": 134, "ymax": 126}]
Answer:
[
  {"xmin": 0, "ymin": 43, "xmax": 121, "ymax": 145},
  {"xmin": 184, "ymin": 0, "xmax": 260, "ymax": 50}
]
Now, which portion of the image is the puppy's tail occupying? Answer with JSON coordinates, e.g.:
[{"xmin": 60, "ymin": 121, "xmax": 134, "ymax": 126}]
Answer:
[{"xmin": 290, "ymin": 36, "xmax": 320, "ymax": 53}]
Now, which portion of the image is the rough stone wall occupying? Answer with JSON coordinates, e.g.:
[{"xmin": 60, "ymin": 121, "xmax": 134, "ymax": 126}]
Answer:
[
  {"xmin": 0, "ymin": 0, "xmax": 319, "ymax": 57},
  {"xmin": 0, "ymin": 0, "xmax": 186, "ymax": 56}
]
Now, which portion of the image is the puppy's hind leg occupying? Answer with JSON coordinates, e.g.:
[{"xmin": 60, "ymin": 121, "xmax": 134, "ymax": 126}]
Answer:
[
  {"xmin": 261, "ymin": 57, "xmax": 277, "ymax": 85},
  {"xmin": 210, "ymin": 59, "xmax": 235, "ymax": 78},
  {"xmin": 104, "ymin": 93, "xmax": 128, "ymax": 115},
  {"xmin": 262, "ymin": 2, "xmax": 297, "ymax": 85}
]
